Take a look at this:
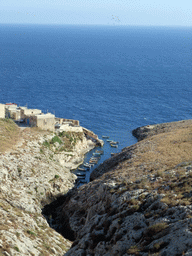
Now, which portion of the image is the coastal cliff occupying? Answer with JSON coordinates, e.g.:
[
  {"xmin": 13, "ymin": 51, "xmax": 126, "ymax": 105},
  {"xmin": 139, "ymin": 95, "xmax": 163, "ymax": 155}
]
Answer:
[
  {"xmin": 56, "ymin": 119, "xmax": 192, "ymax": 255},
  {"xmin": 0, "ymin": 119, "xmax": 96, "ymax": 255}
]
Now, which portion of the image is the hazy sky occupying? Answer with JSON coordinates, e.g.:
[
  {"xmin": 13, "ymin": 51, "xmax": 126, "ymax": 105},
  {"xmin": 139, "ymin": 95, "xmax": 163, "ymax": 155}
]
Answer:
[{"xmin": 1, "ymin": 0, "xmax": 192, "ymax": 26}]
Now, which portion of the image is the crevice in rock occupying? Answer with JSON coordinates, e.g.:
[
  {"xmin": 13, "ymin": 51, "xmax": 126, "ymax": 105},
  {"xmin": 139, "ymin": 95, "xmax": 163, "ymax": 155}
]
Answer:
[{"xmin": 42, "ymin": 189, "xmax": 77, "ymax": 242}]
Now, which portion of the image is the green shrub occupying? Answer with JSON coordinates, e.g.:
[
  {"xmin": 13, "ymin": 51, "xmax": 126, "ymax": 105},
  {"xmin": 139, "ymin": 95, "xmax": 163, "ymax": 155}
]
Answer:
[
  {"xmin": 43, "ymin": 140, "xmax": 50, "ymax": 147},
  {"xmin": 17, "ymin": 167, "xmax": 22, "ymax": 173},
  {"xmin": 13, "ymin": 246, "xmax": 20, "ymax": 252},
  {"xmin": 27, "ymin": 230, "xmax": 37, "ymax": 236},
  {"xmin": 51, "ymin": 136, "xmax": 62, "ymax": 145}
]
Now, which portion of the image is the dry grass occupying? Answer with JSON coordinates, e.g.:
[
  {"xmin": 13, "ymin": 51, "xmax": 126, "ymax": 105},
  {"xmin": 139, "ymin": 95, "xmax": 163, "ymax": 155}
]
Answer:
[
  {"xmin": 134, "ymin": 127, "xmax": 192, "ymax": 171},
  {"xmin": 103, "ymin": 125, "xmax": 192, "ymax": 184},
  {"xmin": 127, "ymin": 245, "xmax": 140, "ymax": 254},
  {"xmin": 0, "ymin": 119, "xmax": 20, "ymax": 152}
]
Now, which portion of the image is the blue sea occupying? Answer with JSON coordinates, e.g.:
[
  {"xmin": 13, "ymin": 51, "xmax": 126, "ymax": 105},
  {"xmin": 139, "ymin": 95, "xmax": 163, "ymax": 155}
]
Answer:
[{"xmin": 0, "ymin": 24, "xmax": 192, "ymax": 171}]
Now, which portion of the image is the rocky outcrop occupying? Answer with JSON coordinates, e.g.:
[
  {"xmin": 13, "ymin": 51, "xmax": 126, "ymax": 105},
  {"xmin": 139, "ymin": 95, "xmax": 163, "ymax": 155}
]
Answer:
[
  {"xmin": 132, "ymin": 119, "xmax": 192, "ymax": 141},
  {"xmin": 0, "ymin": 124, "xmax": 97, "ymax": 255},
  {"xmin": 56, "ymin": 119, "xmax": 192, "ymax": 255}
]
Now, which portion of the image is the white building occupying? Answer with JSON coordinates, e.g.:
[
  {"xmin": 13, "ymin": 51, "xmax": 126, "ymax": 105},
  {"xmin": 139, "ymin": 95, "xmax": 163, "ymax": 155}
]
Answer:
[{"xmin": 0, "ymin": 104, "xmax": 5, "ymax": 118}]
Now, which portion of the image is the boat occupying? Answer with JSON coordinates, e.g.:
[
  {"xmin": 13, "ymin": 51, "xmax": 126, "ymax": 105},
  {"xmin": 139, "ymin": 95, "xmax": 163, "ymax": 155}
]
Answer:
[
  {"xmin": 95, "ymin": 150, "xmax": 104, "ymax": 154},
  {"xmin": 111, "ymin": 153, "xmax": 117, "ymax": 156},
  {"xmin": 76, "ymin": 172, "xmax": 86, "ymax": 176},
  {"xmin": 78, "ymin": 167, "xmax": 87, "ymax": 172},
  {"xmin": 110, "ymin": 144, "xmax": 118, "ymax": 148},
  {"xmin": 107, "ymin": 139, "xmax": 114, "ymax": 142},
  {"xmin": 89, "ymin": 159, "xmax": 98, "ymax": 162},
  {"xmin": 83, "ymin": 163, "xmax": 91, "ymax": 168},
  {"xmin": 110, "ymin": 141, "xmax": 119, "ymax": 145},
  {"xmin": 89, "ymin": 160, "xmax": 98, "ymax": 164},
  {"xmin": 90, "ymin": 157, "xmax": 99, "ymax": 160},
  {"xmin": 93, "ymin": 153, "xmax": 101, "ymax": 157},
  {"xmin": 102, "ymin": 136, "xmax": 109, "ymax": 139}
]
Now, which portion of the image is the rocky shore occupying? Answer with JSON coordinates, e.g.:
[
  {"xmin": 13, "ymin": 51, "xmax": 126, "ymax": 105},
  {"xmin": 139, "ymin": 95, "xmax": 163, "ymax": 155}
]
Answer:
[
  {"xmin": 53, "ymin": 119, "xmax": 192, "ymax": 256},
  {"xmin": 0, "ymin": 119, "xmax": 97, "ymax": 255}
]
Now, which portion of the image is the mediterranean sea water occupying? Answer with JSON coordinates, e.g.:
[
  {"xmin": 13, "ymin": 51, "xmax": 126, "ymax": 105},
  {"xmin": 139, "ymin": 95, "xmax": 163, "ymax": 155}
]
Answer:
[{"xmin": 0, "ymin": 24, "xmax": 192, "ymax": 173}]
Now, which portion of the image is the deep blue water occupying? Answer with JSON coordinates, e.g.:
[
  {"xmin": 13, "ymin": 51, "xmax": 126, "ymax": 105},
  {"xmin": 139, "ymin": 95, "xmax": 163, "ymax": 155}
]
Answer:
[{"xmin": 0, "ymin": 24, "xmax": 192, "ymax": 171}]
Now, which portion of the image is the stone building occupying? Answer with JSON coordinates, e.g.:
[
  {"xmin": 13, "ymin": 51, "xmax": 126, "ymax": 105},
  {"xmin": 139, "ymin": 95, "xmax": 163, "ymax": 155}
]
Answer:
[
  {"xmin": 20, "ymin": 108, "xmax": 42, "ymax": 120},
  {"xmin": 5, "ymin": 104, "xmax": 18, "ymax": 119},
  {"xmin": 29, "ymin": 113, "xmax": 55, "ymax": 131}
]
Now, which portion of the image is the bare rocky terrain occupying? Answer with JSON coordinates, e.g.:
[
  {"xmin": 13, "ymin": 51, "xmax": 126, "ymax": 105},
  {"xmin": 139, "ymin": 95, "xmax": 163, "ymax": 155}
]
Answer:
[
  {"xmin": 0, "ymin": 119, "xmax": 96, "ymax": 255},
  {"xmin": 53, "ymin": 119, "xmax": 192, "ymax": 256}
]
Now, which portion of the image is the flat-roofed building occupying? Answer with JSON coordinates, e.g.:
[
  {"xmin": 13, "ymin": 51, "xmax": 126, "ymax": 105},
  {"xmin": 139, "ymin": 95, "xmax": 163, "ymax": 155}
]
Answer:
[
  {"xmin": 5, "ymin": 104, "xmax": 18, "ymax": 119},
  {"xmin": 30, "ymin": 113, "xmax": 55, "ymax": 131},
  {"xmin": 0, "ymin": 104, "xmax": 5, "ymax": 118},
  {"xmin": 20, "ymin": 108, "xmax": 42, "ymax": 120}
]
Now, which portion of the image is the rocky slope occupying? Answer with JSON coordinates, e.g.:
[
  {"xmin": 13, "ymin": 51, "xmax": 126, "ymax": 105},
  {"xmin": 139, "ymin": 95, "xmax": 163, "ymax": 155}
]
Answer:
[
  {"xmin": 0, "ymin": 120, "xmax": 96, "ymax": 255},
  {"xmin": 55, "ymin": 119, "xmax": 192, "ymax": 256}
]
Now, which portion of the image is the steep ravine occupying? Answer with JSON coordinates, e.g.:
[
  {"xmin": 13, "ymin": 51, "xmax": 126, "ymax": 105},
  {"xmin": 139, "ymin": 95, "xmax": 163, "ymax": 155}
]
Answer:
[{"xmin": 52, "ymin": 119, "xmax": 192, "ymax": 256}]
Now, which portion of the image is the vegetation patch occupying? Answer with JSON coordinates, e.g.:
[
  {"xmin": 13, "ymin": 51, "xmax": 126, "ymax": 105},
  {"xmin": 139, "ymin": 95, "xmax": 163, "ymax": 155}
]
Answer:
[
  {"xmin": 26, "ymin": 230, "xmax": 37, "ymax": 237},
  {"xmin": 50, "ymin": 135, "xmax": 62, "ymax": 145},
  {"xmin": 127, "ymin": 245, "xmax": 141, "ymax": 254},
  {"xmin": 145, "ymin": 222, "xmax": 168, "ymax": 237}
]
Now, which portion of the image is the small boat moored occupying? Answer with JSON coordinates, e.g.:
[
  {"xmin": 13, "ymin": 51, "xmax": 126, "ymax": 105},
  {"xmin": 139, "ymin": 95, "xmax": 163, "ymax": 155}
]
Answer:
[
  {"xmin": 78, "ymin": 167, "xmax": 87, "ymax": 172},
  {"xmin": 76, "ymin": 172, "xmax": 86, "ymax": 176},
  {"xmin": 95, "ymin": 150, "xmax": 104, "ymax": 154},
  {"xmin": 93, "ymin": 152, "xmax": 101, "ymax": 157},
  {"xmin": 110, "ymin": 144, "xmax": 118, "ymax": 148},
  {"xmin": 83, "ymin": 163, "xmax": 91, "ymax": 168},
  {"xmin": 110, "ymin": 141, "xmax": 119, "ymax": 145}
]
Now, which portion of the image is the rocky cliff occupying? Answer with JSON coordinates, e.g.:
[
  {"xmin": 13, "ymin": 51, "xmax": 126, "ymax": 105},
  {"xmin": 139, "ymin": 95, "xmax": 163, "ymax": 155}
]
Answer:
[
  {"xmin": 0, "ymin": 119, "xmax": 96, "ymax": 255},
  {"xmin": 56, "ymin": 119, "xmax": 192, "ymax": 256}
]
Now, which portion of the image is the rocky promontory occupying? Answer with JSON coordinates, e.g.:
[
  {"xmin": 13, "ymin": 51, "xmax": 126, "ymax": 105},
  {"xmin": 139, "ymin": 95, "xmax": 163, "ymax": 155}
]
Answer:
[{"xmin": 54, "ymin": 119, "xmax": 192, "ymax": 256}]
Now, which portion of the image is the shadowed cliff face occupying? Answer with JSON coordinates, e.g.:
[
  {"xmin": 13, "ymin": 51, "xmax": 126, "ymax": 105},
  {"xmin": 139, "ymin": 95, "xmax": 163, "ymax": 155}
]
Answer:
[{"xmin": 58, "ymin": 119, "xmax": 192, "ymax": 256}]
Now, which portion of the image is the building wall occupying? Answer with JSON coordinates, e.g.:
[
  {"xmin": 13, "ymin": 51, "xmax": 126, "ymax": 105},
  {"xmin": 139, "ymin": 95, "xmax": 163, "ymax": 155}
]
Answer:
[
  {"xmin": 29, "ymin": 116, "xmax": 37, "ymax": 127},
  {"xmin": 29, "ymin": 114, "xmax": 55, "ymax": 131},
  {"xmin": 0, "ymin": 104, "xmax": 5, "ymax": 118},
  {"xmin": 21, "ymin": 109, "xmax": 42, "ymax": 119},
  {"xmin": 36, "ymin": 116, "xmax": 55, "ymax": 131},
  {"xmin": 55, "ymin": 117, "xmax": 80, "ymax": 126},
  {"xmin": 12, "ymin": 111, "xmax": 21, "ymax": 121}
]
